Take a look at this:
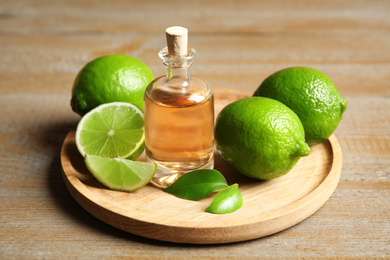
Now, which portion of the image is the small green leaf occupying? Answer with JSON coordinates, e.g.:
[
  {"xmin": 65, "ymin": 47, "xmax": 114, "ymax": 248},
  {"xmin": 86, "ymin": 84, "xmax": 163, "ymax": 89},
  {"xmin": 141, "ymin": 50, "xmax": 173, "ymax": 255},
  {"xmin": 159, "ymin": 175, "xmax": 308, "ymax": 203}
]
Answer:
[
  {"xmin": 162, "ymin": 169, "xmax": 228, "ymax": 201},
  {"xmin": 205, "ymin": 184, "xmax": 243, "ymax": 214}
]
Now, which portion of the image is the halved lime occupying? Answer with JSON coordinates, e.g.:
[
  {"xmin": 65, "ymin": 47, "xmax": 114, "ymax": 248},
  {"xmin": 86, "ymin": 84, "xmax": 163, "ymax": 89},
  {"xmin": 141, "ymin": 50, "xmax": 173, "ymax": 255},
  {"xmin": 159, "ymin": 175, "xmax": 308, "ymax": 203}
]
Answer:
[
  {"xmin": 85, "ymin": 155, "xmax": 156, "ymax": 192},
  {"xmin": 75, "ymin": 102, "xmax": 145, "ymax": 159}
]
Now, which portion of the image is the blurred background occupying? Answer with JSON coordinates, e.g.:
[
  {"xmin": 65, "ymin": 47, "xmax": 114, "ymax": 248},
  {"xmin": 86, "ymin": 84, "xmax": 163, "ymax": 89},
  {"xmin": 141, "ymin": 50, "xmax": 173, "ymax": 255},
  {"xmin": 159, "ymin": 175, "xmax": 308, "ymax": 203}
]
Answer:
[{"xmin": 2, "ymin": 0, "xmax": 389, "ymax": 97}]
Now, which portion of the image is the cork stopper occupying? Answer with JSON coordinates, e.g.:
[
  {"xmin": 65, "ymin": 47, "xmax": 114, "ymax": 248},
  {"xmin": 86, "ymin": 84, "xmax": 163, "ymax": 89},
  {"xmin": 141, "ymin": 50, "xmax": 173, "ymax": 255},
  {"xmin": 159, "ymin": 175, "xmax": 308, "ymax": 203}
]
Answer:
[{"xmin": 166, "ymin": 26, "xmax": 188, "ymax": 57}]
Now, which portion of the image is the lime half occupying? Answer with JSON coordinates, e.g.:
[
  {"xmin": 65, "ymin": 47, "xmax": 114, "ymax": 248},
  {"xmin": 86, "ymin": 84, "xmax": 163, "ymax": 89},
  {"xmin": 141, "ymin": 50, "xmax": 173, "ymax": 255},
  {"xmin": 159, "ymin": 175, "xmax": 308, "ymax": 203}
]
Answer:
[
  {"xmin": 75, "ymin": 102, "xmax": 145, "ymax": 159},
  {"xmin": 85, "ymin": 155, "xmax": 156, "ymax": 192}
]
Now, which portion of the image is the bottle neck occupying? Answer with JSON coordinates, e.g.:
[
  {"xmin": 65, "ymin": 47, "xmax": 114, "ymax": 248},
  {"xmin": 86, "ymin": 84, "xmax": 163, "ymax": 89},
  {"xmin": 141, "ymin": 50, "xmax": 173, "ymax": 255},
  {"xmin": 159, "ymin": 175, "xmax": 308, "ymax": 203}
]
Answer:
[
  {"xmin": 166, "ymin": 65, "xmax": 191, "ymax": 81},
  {"xmin": 159, "ymin": 47, "xmax": 196, "ymax": 82}
]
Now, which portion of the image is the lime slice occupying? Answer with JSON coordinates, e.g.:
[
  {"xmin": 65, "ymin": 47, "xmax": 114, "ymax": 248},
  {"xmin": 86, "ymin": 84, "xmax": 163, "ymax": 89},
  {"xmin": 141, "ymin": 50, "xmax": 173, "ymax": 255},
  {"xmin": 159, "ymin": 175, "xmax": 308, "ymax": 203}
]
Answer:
[
  {"xmin": 75, "ymin": 102, "xmax": 145, "ymax": 159},
  {"xmin": 85, "ymin": 155, "xmax": 156, "ymax": 192}
]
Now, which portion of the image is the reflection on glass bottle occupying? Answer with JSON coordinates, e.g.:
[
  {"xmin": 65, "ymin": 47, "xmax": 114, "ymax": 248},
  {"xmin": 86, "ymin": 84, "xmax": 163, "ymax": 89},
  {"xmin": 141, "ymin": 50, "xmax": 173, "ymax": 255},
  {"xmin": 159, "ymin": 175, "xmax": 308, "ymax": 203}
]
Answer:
[{"xmin": 144, "ymin": 26, "xmax": 214, "ymax": 188}]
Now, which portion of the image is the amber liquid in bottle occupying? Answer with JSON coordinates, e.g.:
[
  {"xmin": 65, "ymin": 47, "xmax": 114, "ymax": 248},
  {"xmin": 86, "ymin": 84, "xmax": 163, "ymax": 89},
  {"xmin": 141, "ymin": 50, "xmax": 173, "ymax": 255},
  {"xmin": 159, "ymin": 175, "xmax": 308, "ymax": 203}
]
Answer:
[
  {"xmin": 145, "ymin": 88, "xmax": 214, "ymax": 169},
  {"xmin": 144, "ymin": 27, "xmax": 214, "ymax": 188}
]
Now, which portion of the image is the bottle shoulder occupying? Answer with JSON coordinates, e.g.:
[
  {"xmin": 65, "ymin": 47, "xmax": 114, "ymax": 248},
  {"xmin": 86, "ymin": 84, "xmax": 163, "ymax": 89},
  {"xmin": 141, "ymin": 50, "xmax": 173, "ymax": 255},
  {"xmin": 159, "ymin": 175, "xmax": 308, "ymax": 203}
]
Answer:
[
  {"xmin": 148, "ymin": 75, "xmax": 210, "ymax": 89},
  {"xmin": 145, "ymin": 75, "xmax": 213, "ymax": 107}
]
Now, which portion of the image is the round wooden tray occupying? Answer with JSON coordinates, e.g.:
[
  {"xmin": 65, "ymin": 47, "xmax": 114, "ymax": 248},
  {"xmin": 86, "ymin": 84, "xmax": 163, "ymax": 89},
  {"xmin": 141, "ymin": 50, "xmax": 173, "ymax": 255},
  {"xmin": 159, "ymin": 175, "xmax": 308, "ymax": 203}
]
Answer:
[{"xmin": 60, "ymin": 88, "xmax": 342, "ymax": 244}]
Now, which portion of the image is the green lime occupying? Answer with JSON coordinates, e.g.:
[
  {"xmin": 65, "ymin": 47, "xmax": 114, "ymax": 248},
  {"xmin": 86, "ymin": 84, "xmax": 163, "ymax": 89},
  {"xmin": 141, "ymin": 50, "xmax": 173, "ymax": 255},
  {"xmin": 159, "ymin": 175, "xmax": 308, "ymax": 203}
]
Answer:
[
  {"xmin": 71, "ymin": 54, "xmax": 154, "ymax": 116},
  {"xmin": 75, "ymin": 102, "xmax": 145, "ymax": 159},
  {"xmin": 253, "ymin": 67, "xmax": 347, "ymax": 145},
  {"xmin": 215, "ymin": 97, "xmax": 310, "ymax": 180},
  {"xmin": 85, "ymin": 155, "xmax": 156, "ymax": 192}
]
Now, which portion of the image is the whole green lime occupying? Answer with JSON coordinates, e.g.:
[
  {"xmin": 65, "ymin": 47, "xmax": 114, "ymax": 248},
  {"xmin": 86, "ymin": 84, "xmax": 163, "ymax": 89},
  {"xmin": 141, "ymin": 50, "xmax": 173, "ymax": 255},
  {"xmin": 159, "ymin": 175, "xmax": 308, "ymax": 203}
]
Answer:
[
  {"xmin": 71, "ymin": 54, "xmax": 154, "ymax": 116},
  {"xmin": 215, "ymin": 97, "xmax": 310, "ymax": 180},
  {"xmin": 253, "ymin": 67, "xmax": 347, "ymax": 145}
]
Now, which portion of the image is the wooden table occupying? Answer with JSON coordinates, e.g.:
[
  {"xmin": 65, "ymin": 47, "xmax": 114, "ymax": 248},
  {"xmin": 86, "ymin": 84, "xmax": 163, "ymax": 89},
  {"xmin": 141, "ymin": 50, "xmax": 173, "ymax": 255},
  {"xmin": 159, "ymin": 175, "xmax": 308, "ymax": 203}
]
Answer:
[{"xmin": 1, "ymin": 0, "xmax": 389, "ymax": 258}]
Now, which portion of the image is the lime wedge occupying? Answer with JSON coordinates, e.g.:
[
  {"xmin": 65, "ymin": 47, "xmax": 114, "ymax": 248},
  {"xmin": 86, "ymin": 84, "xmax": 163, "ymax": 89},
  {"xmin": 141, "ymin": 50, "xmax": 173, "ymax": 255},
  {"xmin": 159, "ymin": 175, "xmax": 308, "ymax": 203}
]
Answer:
[
  {"xmin": 85, "ymin": 155, "xmax": 156, "ymax": 192},
  {"xmin": 75, "ymin": 102, "xmax": 145, "ymax": 159}
]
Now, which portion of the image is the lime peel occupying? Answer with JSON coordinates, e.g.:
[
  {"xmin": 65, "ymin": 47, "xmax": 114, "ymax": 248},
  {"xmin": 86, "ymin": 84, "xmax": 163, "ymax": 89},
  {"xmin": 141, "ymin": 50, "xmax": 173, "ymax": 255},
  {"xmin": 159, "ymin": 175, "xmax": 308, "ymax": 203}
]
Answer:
[
  {"xmin": 205, "ymin": 184, "xmax": 243, "ymax": 214},
  {"xmin": 162, "ymin": 169, "xmax": 243, "ymax": 214}
]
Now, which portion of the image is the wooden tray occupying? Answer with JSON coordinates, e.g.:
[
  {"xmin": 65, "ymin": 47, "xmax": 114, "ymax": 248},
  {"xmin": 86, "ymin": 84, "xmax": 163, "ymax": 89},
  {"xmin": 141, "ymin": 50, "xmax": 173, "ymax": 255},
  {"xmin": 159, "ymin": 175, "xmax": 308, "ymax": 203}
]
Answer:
[{"xmin": 60, "ymin": 88, "xmax": 342, "ymax": 244}]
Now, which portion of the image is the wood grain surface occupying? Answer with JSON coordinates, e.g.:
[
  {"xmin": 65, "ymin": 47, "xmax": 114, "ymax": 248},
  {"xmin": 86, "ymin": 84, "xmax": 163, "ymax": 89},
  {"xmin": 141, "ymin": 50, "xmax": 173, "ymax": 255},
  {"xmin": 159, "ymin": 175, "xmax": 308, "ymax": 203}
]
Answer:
[
  {"xmin": 1, "ymin": 0, "xmax": 390, "ymax": 258},
  {"xmin": 60, "ymin": 90, "xmax": 342, "ymax": 244}
]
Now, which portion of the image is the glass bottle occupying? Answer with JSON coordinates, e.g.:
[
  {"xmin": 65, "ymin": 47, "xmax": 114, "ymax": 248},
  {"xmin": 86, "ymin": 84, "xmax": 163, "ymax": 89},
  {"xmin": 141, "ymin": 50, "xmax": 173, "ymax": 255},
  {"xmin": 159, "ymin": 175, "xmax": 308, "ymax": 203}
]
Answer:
[{"xmin": 144, "ymin": 26, "xmax": 214, "ymax": 188}]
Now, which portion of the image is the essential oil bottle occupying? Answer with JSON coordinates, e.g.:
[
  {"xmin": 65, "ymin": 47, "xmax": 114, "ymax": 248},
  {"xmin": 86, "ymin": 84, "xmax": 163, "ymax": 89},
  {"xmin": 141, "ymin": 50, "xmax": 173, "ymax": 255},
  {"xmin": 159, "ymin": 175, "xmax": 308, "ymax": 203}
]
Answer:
[{"xmin": 144, "ymin": 26, "xmax": 214, "ymax": 188}]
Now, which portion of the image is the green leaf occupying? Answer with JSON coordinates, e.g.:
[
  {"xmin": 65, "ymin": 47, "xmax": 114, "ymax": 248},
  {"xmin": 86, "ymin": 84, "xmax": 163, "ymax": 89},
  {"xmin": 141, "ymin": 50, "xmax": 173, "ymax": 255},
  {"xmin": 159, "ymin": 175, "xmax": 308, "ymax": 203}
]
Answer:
[
  {"xmin": 162, "ymin": 169, "xmax": 228, "ymax": 201},
  {"xmin": 205, "ymin": 184, "xmax": 243, "ymax": 214}
]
